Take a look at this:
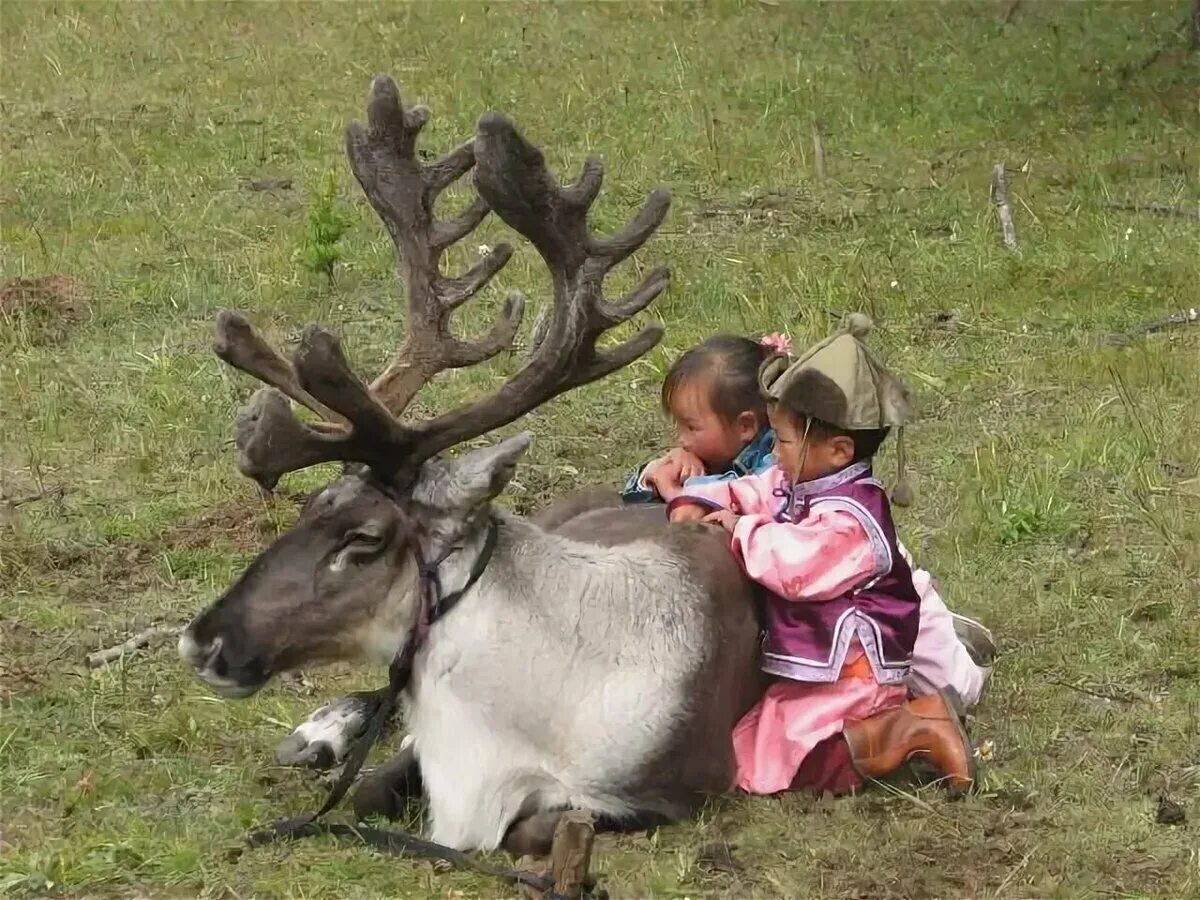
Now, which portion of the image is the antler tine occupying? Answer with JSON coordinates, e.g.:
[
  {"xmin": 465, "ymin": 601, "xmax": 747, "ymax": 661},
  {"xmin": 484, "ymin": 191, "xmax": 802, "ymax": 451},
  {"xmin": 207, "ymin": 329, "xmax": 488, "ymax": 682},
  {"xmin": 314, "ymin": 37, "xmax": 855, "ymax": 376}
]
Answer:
[
  {"xmin": 473, "ymin": 110, "xmax": 671, "ymax": 356},
  {"xmin": 431, "ymin": 195, "xmax": 490, "ymax": 253},
  {"xmin": 470, "ymin": 112, "xmax": 593, "ymax": 273},
  {"xmin": 292, "ymin": 325, "xmax": 415, "ymax": 446},
  {"xmin": 213, "ymin": 310, "xmax": 349, "ymax": 426},
  {"xmin": 587, "ymin": 188, "xmax": 672, "ymax": 272},
  {"xmin": 227, "ymin": 389, "xmax": 354, "ymax": 491},
  {"xmin": 221, "ymin": 323, "xmax": 426, "ymax": 490},
  {"xmin": 344, "ymin": 74, "xmax": 523, "ymax": 416},
  {"xmin": 380, "ymin": 112, "xmax": 671, "ymax": 479},
  {"xmin": 587, "ymin": 264, "xmax": 672, "ymax": 336},
  {"xmin": 425, "ymin": 140, "xmax": 477, "ymax": 197},
  {"xmin": 560, "ymin": 158, "xmax": 604, "ymax": 209}
]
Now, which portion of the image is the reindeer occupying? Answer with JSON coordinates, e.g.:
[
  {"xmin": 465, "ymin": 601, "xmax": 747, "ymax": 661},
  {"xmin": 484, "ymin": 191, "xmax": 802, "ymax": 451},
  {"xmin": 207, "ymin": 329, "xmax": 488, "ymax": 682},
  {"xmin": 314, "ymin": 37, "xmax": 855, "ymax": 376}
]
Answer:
[{"xmin": 179, "ymin": 75, "xmax": 762, "ymax": 856}]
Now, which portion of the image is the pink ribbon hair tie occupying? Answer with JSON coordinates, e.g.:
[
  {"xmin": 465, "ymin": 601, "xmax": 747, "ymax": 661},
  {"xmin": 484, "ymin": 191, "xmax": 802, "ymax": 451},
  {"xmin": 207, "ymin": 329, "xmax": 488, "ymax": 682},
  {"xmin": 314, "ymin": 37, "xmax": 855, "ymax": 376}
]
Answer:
[{"xmin": 759, "ymin": 332, "xmax": 792, "ymax": 354}]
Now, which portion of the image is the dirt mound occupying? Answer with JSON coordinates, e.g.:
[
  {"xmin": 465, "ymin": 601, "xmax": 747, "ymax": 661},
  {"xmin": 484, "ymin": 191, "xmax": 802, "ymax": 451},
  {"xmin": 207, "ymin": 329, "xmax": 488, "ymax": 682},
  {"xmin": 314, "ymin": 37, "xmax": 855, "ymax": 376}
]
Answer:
[{"xmin": 0, "ymin": 274, "xmax": 88, "ymax": 345}]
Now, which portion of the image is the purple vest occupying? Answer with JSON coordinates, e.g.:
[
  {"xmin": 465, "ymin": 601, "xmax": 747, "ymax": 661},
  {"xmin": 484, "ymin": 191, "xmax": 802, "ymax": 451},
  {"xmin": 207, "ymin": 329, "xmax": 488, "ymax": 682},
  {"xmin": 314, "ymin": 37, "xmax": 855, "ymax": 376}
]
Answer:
[{"xmin": 759, "ymin": 461, "xmax": 921, "ymax": 686}]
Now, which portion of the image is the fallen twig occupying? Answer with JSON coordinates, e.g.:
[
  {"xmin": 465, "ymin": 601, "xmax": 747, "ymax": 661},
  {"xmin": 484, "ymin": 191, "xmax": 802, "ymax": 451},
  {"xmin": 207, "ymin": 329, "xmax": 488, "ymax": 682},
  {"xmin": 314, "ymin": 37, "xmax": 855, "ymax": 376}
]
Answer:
[
  {"xmin": 87, "ymin": 625, "xmax": 182, "ymax": 668},
  {"xmin": 1101, "ymin": 307, "xmax": 1199, "ymax": 346},
  {"xmin": 991, "ymin": 164, "xmax": 1018, "ymax": 249},
  {"xmin": 1048, "ymin": 678, "xmax": 1144, "ymax": 705},
  {"xmin": 0, "ymin": 485, "xmax": 66, "ymax": 508},
  {"xmin": 1101, "ymin": 200, "xmax": 1200, "ymax": 221},
  {"xmin": 811, "ymin": 121, "xmax": 827, "ymax": 182}
]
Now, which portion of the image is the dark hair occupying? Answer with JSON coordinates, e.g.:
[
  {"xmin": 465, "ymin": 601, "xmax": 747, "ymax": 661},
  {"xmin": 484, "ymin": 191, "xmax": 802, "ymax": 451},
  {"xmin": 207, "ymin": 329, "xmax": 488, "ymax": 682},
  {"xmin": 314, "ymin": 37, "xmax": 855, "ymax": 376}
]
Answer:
[
  {"xmin": 661, "ymin": 334, "xmax": 773, "ymax": 425},
  {"xmin": 773, "ymin": 404, "xmax": 891, "ymax": 464}
]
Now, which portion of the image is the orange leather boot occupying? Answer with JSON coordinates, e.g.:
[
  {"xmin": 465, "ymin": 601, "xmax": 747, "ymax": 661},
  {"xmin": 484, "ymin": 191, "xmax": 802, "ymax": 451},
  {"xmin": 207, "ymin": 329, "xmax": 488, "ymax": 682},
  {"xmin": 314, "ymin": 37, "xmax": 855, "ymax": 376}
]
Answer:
[{"xmin": 843, "ymin": 689, "xmax": 976, "ymax": 795}]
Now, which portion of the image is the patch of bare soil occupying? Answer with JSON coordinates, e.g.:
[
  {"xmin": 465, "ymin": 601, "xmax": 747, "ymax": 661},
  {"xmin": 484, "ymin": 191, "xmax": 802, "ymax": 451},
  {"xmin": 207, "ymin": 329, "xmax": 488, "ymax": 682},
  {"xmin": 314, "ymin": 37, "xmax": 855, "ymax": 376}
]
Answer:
[
  {"xmin": 0, "ymin": 621, "xmax": 46, "ymax": 701},
  {"xmin": 0, "ymin": 274, "xmax": 88, "ymax": 345},
  {"xmin": 161, "ymin": 491, "xmax": 305, "ymax": 553},
  {"xmin": 4, "ymin": 493, "xmax": 307, "ymax": 623},
  {"xmin": 0, "ymin": 660, "xmax": 44, "ymax": 701}
]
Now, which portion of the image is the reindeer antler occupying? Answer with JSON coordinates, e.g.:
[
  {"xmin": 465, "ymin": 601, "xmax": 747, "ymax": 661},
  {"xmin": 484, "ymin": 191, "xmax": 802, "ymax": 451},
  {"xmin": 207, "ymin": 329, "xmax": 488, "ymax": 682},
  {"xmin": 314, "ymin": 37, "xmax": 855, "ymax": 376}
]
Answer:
[
  {"xmin": 214, "ymin": 76, "xmax": 522, "ymax": 489},
  {"xmin": 215, "ymin": 75, "xmax": 670, "ymax": 490},
  {"xmin": 379, "ymin": 113, "xmax": 670, "ymax": 481},
  {"xmin": 345, "ymin": 77, "xmax": 523, "ymax": 411}
]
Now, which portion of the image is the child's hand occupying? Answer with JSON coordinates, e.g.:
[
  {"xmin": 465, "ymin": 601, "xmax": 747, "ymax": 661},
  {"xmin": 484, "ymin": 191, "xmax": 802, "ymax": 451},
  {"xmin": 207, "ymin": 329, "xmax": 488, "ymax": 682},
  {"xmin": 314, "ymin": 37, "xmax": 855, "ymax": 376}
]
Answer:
[
  {"xmin": 643, "ymin": 455, "xmax": 684, "ymax": 497},
  {"xmin": 644, "ymin": 449, "xmax": 705, "ymax": 502},
  {"xmin": 702, "ymin": 509, "xmax": 740, "ymax": 532},
  {"xmin": 669, "ymin": 503, "xmax": 708, "ymax": 523},
  {"xmin": 665, "ymin": 448, "xmax": 705, "ymax": 483}
]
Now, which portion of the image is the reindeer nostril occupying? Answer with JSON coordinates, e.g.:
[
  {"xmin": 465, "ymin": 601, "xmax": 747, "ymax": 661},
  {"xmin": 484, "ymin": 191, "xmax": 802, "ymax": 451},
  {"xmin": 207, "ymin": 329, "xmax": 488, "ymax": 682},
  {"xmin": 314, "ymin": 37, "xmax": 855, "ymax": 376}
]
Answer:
[{"xmin": 206, "ymin": 637, "xmax": 228, "ymax": 677}]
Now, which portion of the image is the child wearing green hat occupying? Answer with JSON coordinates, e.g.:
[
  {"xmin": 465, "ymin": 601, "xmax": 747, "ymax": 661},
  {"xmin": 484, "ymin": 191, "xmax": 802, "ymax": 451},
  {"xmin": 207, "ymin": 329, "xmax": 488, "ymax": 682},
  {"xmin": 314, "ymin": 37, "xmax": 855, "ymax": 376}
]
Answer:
[{"xmin": 668, "ymin": 315, "xmax": 977, "ymax": 796}]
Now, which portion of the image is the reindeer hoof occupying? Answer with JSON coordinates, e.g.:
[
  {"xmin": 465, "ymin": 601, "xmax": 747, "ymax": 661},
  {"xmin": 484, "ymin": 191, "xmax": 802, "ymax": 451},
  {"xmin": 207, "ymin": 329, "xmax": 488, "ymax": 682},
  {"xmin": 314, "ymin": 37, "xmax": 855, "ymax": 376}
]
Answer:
[{"xmin": 275, "ymin": 693, "xmax": 375, "ymax": 768}]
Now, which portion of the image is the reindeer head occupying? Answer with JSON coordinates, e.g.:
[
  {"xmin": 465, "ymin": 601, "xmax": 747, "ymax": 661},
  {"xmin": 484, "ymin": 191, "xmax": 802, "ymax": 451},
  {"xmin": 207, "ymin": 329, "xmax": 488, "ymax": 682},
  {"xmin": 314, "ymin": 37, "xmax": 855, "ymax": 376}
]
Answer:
[{"xmin": 179, "ymin": 76, "xmax": 671, "ymax": 698}]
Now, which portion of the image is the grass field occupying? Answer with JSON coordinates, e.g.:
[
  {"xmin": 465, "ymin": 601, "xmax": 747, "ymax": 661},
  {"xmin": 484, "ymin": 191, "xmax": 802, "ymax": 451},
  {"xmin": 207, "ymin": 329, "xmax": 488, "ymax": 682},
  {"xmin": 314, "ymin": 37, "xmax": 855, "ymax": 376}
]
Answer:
[{"xmin": 2, "ymin": 2, "xmax": 1199, "ymax": 897}]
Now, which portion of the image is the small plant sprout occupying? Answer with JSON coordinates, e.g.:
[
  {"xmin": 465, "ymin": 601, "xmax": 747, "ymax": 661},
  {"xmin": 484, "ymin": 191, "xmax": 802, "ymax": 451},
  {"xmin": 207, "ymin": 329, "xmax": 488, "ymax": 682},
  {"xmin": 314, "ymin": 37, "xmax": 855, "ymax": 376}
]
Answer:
[{"xmin": 299, "ymin": 169, "xmax": 352, "ymax": 286}]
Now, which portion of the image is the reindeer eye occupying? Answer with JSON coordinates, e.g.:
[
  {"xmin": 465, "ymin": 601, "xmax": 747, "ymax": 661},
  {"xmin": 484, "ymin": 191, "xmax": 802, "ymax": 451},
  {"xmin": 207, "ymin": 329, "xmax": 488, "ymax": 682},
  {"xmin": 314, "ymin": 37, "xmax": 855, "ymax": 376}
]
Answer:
[{"xmin": 349, "ymin": 530, "xmax": 384, "ymax": 546}]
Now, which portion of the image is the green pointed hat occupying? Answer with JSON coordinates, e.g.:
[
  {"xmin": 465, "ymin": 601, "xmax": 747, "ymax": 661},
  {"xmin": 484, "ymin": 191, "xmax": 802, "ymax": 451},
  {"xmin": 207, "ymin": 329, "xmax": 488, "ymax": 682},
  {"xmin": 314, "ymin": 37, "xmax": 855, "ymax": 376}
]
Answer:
[{"xmin": 758, "ymin": 313, "xmax": 916, "ymax": 505}]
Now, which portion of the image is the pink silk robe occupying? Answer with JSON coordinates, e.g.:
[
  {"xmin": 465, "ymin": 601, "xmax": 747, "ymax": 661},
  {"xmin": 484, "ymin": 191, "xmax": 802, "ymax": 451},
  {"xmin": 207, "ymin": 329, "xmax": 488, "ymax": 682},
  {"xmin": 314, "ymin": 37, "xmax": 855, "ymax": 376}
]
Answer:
[{"xmin": 672, "ymin": 466, "xmax": 909, "ymax": 794}]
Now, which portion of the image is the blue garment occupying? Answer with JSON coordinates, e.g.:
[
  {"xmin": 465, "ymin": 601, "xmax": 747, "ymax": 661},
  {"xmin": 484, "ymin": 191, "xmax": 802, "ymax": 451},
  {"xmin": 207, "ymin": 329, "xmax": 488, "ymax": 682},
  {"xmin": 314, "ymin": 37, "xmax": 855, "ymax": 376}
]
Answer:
[{"xmin": 620, "ymin": 427, "xmax": 777, "ymax": 504}]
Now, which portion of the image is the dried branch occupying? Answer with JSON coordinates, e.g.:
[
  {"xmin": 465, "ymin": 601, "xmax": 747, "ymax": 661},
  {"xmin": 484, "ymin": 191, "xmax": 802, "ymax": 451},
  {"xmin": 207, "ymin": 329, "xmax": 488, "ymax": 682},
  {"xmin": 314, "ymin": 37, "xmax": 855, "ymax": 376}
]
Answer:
[
  {"xmin": 1101, "ymin": 200, "xmax": 1200, "ymax": 221},
  {"xmin": 88, "ymin": 625, "xmax": 182, "ymax": 668},
  {"xmin": 991, "ymin": 163, "xmax": 1018, "ymax": 250},
  {"xmin": 1100, "ymin": 307, "xmax": 1199, "ymax": 346},
  {"xmin": 243, "ymin": 177, "xmax": 293, "ymax": 192},
  {"xmin": 519, "ymin": 814, "xmax": 597, "ymax": 899},
  {"xmin": 0, "ymin": 485, "xmax": 66, "ymax": 508}
]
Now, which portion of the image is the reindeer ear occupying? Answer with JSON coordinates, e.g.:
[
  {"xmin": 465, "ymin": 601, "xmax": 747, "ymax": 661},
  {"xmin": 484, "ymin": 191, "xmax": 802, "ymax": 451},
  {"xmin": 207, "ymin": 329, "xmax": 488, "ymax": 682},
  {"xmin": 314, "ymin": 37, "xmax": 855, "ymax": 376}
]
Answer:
[
  {"xmin": 412, "ymin": 432, "xmax": 532, "ymax": 512},
  {"xmin": 456, "ymin": 432, "xmax": 533, "ymax": 500}
]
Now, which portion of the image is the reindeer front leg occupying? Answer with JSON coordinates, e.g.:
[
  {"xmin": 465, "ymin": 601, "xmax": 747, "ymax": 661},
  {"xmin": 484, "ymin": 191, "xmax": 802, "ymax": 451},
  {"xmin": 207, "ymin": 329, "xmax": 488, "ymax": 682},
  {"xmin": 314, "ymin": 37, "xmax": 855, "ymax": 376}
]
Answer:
[
  {"xmin": 351, "ymin": 734, "xmax": 424, "ymax": 820},
  {"xmin": 274, "ymin": 687, "xmax": 396, "ymax": 769}
]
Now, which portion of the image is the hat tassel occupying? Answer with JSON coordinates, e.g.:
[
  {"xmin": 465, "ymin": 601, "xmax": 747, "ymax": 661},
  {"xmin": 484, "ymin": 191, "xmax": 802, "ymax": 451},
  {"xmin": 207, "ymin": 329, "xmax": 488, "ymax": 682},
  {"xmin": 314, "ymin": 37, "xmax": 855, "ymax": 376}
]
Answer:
[{"xmin": 891, "ymin": 426, "xmax": 914, "ymax": 507}]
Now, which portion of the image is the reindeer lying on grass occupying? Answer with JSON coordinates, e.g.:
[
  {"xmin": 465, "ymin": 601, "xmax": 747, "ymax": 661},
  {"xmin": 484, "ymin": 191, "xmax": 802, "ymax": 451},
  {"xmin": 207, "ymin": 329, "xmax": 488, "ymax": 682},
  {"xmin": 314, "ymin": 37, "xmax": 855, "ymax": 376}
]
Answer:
[{"xmin": 179, "ymin": 75, "xmax": 763, "ymax": 855}]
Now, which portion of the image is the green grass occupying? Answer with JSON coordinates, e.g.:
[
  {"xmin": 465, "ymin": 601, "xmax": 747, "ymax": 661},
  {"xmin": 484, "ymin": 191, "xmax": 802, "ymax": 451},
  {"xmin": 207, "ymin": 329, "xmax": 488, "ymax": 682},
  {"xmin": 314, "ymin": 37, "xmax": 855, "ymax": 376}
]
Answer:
[{"xmin": 2, "ymin": 1, "xmax": 1199, "ymax": 897}]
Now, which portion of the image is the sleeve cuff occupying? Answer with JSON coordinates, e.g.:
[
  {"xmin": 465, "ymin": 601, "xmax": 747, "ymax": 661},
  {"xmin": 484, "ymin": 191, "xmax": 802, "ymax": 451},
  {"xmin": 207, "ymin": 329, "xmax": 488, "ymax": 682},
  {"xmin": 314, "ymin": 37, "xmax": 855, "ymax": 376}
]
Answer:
[{"xmin": 666, "ymin": 495, "xmax": 725, "ymax": 515}]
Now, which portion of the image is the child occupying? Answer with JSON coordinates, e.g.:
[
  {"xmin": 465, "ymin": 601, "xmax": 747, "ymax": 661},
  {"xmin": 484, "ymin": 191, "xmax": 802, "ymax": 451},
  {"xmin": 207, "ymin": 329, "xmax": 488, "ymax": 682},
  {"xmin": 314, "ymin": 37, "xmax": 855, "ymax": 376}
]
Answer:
[
  {"xmin": 623, "ymin": 331, "xmax": 996, "ymax": 710},
  {"xmin": 622, "ymin": 334, "xmax": 782, "ymax": 505},
  {"xmin": 668, "ymin": 315, "xmax": 976, "ymax": 796}
]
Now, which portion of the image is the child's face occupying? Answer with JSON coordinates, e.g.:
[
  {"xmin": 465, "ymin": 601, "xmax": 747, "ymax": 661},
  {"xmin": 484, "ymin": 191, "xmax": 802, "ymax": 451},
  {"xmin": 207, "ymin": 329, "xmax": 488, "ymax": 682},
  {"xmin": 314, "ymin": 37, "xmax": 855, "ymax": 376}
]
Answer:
[
  {"xmin": 669, "ymin": 383, "xmax": 759, "ymax": 471},
  {"xmin": 769, "ymin": 408, "xmax": 855, "ymax": 484}
]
